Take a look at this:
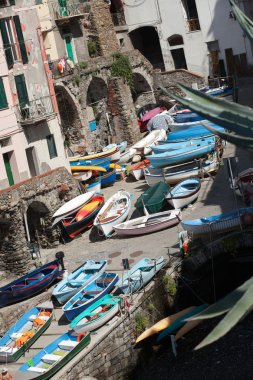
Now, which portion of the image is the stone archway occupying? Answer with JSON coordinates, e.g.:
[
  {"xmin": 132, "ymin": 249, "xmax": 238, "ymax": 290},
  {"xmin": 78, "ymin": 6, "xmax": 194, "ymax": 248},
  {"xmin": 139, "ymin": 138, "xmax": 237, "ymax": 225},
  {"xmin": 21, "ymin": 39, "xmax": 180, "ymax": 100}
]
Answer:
[
  {"xmin": 55, "ymin": 84, "xmax": 83, "ymax": 152},
  {"xmin": 129, "ymin": 26, "xmax": 165, "ymax": 70},
  {"xmin": 25, "ymin": 201, "xmax": 57, "ymax": 249},
  {"xmin": 131, "ymin": 72, "xmax": 155, "ymax": 108}
]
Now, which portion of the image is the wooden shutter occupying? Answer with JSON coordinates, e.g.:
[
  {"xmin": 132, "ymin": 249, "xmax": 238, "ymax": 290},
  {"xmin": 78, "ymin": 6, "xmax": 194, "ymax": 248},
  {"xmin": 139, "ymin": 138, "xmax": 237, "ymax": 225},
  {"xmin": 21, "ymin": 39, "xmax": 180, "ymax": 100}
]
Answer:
[
  {"xmin": 15, "ymin": 74, "xmax": 29, "ymax": 108},
  {"xmin": 13, "ymin": 15, "xmax": 28, "ymax": 64},
  {"xmin": 0, "ymin": 77, "xmax": 8, "ymax": 109},
  {"xmin": 0, "ymin": 19, "xmax": 14, "ymax": 69}
]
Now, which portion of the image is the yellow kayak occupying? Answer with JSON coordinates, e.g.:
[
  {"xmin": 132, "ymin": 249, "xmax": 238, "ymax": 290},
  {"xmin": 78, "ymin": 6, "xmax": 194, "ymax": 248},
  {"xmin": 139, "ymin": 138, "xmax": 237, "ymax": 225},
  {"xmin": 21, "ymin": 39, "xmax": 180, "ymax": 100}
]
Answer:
[
  {"xmin": 135, "ymin": 306, "xmax": 195, "ymax": 344},
  {"xmin": 69, "ymin": 147, "xmax": 117, "ymax": 162},
  {"xmin": 71, "ymin": 166, "xmax": 107, "ymax": 173}
]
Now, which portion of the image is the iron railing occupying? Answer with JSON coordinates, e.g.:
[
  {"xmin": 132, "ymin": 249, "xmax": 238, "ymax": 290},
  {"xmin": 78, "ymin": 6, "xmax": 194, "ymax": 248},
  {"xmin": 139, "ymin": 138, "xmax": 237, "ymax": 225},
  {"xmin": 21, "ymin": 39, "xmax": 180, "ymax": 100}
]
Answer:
[
  {"xmin": 16, "ymin": 96, "xmax": 54, "ymax": 124},
  {"xmin": 187, "ymin": 18, "xmax": 200, "ymax": 32},
  {"xmin": 50, "ymin": 0, "xmax": 90, "ymax": 21},
  {"xmin": 111, "ymin": 12, "xmax": 126, "ymax": 27}
]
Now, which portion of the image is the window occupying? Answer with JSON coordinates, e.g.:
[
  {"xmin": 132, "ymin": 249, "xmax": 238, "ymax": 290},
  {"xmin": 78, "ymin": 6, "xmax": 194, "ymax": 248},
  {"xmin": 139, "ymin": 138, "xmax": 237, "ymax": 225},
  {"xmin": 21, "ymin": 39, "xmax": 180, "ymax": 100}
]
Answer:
[
  {"xmin": 46, "ymin": 134, "xmax": 58, "ymax": 159},
  {"xmin": 0, "ymin": 1, "xmax": 15, "ymax": 6},
  {"xmin": 168, "ymin": 35, "xmax": 184, "ymax": 47},
  {"xmin": 181, "ymin": 0, "xmax": 200, "ymax": 32},
  {"xmin": 0, "ymin": 77, "xmax": 8, "ymax": 109}
]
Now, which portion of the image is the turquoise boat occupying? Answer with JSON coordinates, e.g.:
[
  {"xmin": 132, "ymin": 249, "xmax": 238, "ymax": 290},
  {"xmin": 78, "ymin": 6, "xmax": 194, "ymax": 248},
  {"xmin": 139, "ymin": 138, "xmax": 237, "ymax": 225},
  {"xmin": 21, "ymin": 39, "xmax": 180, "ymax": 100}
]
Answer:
[
  {"xmin": 16, "ymin": 331, "xmax": 90, "ymax": 380},
  {"xmin": 135, "ymin": 181, "xmax": 170, "ymax": 214},
  {"xmin": 70, "ymin": 294, "xmax": 121, "ymax": 333},
  {"xmin": 157, "ymin": 304, "xmax": 209, "ymax": 342},
  {"xmin": 52, "ymin": 260, "xmax": 107, "ymax": 305}
]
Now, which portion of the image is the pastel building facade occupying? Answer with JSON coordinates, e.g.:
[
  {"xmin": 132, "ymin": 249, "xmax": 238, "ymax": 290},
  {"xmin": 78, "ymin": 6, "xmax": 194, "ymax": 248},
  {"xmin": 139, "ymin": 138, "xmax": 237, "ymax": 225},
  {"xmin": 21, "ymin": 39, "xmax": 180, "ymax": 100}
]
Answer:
[{"xmin": 0, "ymin": 0, "xmax": 70, "ymax": 190}]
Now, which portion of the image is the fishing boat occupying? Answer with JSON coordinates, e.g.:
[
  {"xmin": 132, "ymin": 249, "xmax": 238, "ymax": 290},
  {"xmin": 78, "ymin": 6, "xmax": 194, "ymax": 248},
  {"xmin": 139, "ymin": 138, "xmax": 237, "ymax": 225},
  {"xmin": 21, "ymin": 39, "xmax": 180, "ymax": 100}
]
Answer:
[
  {"xmin": 174, "ymin": 112, "xmax": 203, "ymax": 123},
  {"xmin": 162, "ymin": 124, "xmax": 225, "ymax": 143},
  {"xmin": 165, "ymin": 178, "xmax": 201, "ymax": 209},
  {"xmin": 70, "ymin": 157, "xmax": 111, "ymax": 170},
  {"xmin": 135, "ymin": 181, "xmax": 170, "ymax": 214},
  {"xmin": 52, "ymin": 260, "xmax": 107, "ymax": 305},
  {"xmin": 101, "ymin": 168, "xmax": 117, "ymax": 188},
  {"xmin": 117, "ymin": 257, "xmax": 164, "ymax": 294},
  {"xmin": 135, "ymin": 306, "xmax": 196, "ymax": 344},
  {"xmin": 103, "ymin": 145, "xmax": 120, "ymax": 162},
  {"xmin": 119, "ymin": 147, "xmax": 137, "ymax": 164},
  {"xmin": 134, "ymin": 129, "xmax": 167, "ymax": 155},
  {"xmin": 70, "ymin": 165, "xmax": 106, "ymax": 173},
  {"xmin": 131, "ymin": 159, "xmax": 150, "ymax": 180},
  {"xmin": 69, "ymin": 146, "xmax": 118, "ymax": 162},
  {"xmin": 144, "ymin": 156, "xmax": 219, "ymax": 186},
  {"xmin": 63, "ymin": 273, "xmax": 119, "ymax": 321},
  {"xmin": 0, "ymin": 302, "xmax": 53, "ymax": 363},
  {"xmin": 0, "ymin": 261, "xmax": 60, "ymax": 308},
  {"xmin": 146, "ymin": 139, "xmax": 216, "ymax": 168},
  {"xmin": 181, "ymin": 207, "xmax": 253, "ymax": 236},
  {"xmin": 61, "ymin": 195, "xmax": 104, "ymax": 238},
  {"xmin": 151, "ymin": 137, "xmax": 215, "ymax": 154},
  {"xmin": 113, "ymin": 209, "xmax": 181, "ymax": 236},
  {"xmin": 103, "ymin": 141, "xmax": 127, "ymax": 154},
  {"xmin": 84, "ymin": 177, "xmax": 101, "ymax": 194},
  {"xmin": 16, "ymin": 331, "xmax": 91, "ymax": 379},
  {"xmin": 94, "ymin": 191, "xmax": 131, "ymax": 237},
  {"xmin": 72, "ymin": 170, "xmax": 92, "ymax": 182},
  {"xmin": 157, "ymin": 304, "xmax": 209, "ymax": 342},
  {"xmin": 52, "ymin": 192, "xmax": 95, "ymax": 220},
  {"xmin": 70, "ymin": 294, "xmax": 121, "ymax": 333}
]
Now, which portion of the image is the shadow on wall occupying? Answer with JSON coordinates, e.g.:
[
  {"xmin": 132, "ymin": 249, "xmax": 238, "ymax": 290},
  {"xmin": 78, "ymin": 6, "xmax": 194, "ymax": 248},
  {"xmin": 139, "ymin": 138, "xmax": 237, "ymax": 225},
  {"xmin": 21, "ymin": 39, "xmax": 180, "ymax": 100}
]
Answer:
[{"xmin": 24, "ymin": 122, "xmax": 51, "ymax": 144}]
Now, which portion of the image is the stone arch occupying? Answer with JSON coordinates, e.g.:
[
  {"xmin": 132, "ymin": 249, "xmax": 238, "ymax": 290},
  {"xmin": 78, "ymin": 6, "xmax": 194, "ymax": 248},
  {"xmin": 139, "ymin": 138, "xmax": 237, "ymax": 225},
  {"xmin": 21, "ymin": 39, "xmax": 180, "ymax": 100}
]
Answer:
[
  {"xmin": 131, "ymin": 72, "xmax": 155, "ymax": 108},
  {"xmin": 168, "ymin": 34, "xmax": 184, "ymax": 46},
  {"xmin": 129, "ymin": 26, "xmax": 165, "ymax": 70},
  {"xmin": 25, "ymin": 200, "xmax": 56, "ymax": 249},
  {"xmin": 55, "ymin": 83, "xmax": 83, "ymax": 150}
]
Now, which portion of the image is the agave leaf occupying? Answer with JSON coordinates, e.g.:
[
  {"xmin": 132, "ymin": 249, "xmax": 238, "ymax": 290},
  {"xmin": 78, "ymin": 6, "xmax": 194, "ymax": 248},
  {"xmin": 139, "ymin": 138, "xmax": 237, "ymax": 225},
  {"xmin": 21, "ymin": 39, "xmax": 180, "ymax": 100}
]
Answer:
[
  {"xmin": 230, "ymin": 0, "xmax": 253, "ymax": 43},
  {"xmin": 159, "ymin": 84, "xmax": 253, "ymax": 137},
  {"xmin": 195, "ymin": 284, "xmax": 253, "ymax": 349},
  {"xmin": 187, "ymin": 275, "xmax": 253, "ymax": 321},
  {"xmin": 201, "ymin": 122, "xmax": 253, "ymax": 151}
]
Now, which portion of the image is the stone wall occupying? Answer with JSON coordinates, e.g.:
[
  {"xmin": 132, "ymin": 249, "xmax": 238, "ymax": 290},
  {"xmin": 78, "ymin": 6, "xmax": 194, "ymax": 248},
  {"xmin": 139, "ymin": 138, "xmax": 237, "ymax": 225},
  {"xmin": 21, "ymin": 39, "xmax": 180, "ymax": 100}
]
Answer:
[
  {"xmin": 0, "ymin": 167, "xmax": 81, "ymax": 274},
  {"xmin": 52, "ymin": 269, "xmax": 173, "ymax": 380}
]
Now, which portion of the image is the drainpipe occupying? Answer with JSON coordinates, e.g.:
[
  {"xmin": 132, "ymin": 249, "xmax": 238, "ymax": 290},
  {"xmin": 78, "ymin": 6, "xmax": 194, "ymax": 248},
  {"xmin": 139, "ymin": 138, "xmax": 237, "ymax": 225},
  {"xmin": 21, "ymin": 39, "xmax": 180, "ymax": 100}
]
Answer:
[{"xmin": 36, "ymin": 26, "xmax": 59, "ymax": 114}]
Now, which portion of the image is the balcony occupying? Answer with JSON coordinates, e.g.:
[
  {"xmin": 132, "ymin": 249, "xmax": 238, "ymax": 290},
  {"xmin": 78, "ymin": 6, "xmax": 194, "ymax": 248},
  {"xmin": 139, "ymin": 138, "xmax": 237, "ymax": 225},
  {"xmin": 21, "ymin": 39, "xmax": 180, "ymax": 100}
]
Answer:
[
  {"xmin": 16, "ymin": 96, "xmax": 55, "ymax": 125},
  {"xmin": 51, "ymin": 1, "xmax": 90, "ymax": 25},
  {"xmin": 111, "ymin": 12, "xmax": 128, "ymax": 31},
  {"xmin": 186, "ymin": 18, "xmax": 200, "ymax": 32},
  {"xmin": 48, "ymin": 59, "xmax": 74, "ymax": 80}
]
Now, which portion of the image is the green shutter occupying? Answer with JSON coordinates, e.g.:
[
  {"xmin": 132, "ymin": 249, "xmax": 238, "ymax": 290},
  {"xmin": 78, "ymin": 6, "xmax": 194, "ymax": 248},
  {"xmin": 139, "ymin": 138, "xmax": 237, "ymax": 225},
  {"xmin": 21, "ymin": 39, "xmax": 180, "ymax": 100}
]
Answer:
[
  {"xmin": 9, "ymin": 0, "xmax": 16, "ymax": 5},
  {"xmin": 3, "ymin": 153, "xmax": 14, "ymax": 186},
  {"xmin": 46, "ymin": 135, "xmax": 58, "ymax": 159},
  {"xmin": 0, "ymin": 19, "xmax": 14, "ymax": 69},
  {"xmin": 13, "ymin": 15, "xmax": 28, "ymax": 64},
  {"xmin": 15, "ymin": 74, "xmax": 29, "ymax": 108},
  {"xmin": 0, "ymin": 78, "xmax": 8, "ymax": 110}
]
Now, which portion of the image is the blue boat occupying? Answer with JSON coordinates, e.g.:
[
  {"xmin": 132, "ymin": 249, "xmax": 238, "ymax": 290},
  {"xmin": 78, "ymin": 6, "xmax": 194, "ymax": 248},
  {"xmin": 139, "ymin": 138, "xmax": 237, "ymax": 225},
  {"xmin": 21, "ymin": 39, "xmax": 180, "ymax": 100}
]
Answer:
[
  {"xmin": 85, "ymin": 176, "xmax": 101, "ymax": 193},
  {"xmin": 70, "ymin": 157, "xmax": 111, "ymax": 170},
  {"xmin": 160, "ymin": 124, "xmax": 225, "ymax": 143},
  {"xmin": 174, "ymin": 112, "xmax": 203, "ymax": 123},
  {"xmin": 101, "ymin": 168, "xmax": 117, "ymax": 188},
  {"xmin": 103, "ymin": 141, "xmax": 127, "ymax": 154},
  {"xmin": 0, "ymin": 302, "xmax": 53, "ymax": 362},
  {"xmin": 157, "ymin": 304, "xmax": 209, "ymax": 342},
  {"xmin": 117, "ymin": 257, "xmax": 164, "ymax": 294},
  {"xmin": 63, "ymin": 273, "xmax": 119, "ymax": 321},
  {"xmin": 52, "ymin": 260, "xmax": 107, "ymax": 305},
  {"xmin": 181, "ymin": 207, "xmax": 253, "ymax": 236},
  {"xmin": 147, "ymin": 139, "xmax": 216, "ymax": 168},
  {"xmin": 151, "ymin": 137, "xmax": 215, "ymax": 154},
  {"xmin": 16, "ymin": 331, "xmax": 90, "ymax": 379},
  {"xmin": 0, "ymin": 261, "xmax": 60, "ymax": 308}
]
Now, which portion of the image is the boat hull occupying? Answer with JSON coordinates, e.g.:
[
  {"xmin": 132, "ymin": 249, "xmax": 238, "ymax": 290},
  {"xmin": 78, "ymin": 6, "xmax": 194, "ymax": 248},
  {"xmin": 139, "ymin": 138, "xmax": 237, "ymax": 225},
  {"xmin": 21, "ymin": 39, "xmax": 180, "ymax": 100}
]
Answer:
[
  {"xmin": 166, "ymin": 178, "xmax": 201, "ymax": 209},
  {"xmin": 101, "ymin": 169, "xmax": 117, "ymax": 188}
]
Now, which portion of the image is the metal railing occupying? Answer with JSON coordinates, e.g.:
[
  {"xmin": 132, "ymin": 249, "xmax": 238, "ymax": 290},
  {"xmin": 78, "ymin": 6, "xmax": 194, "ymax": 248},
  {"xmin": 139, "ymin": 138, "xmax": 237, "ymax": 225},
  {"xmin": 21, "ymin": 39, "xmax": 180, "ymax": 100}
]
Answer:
[
  {"xmin": 111, "ymin": 12, "xmax": 126, "ymax": 27},
  {"xmin": 187, "ymin": 18, "xmax": 200, "ymax": 32},
  {"xmin": 48, "ymin": 59, "xmax": 74, "ymax": 79},
  {"xmin": 16, "ymin": 96, "xmax": 54, "ymax": 124},
  {"xmin": 50, "ymin": 0, "xmax": 90, "ymax": 21}
]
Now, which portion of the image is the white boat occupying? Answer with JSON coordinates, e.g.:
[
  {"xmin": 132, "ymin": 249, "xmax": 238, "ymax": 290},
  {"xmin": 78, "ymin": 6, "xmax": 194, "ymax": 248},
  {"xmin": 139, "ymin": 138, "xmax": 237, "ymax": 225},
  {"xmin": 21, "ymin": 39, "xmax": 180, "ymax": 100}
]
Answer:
[
  {"xmin": 144, "ymin": 158, "xmax": 219, "ymax": 186},
  {"xmin": 94, "ymin": 190, "xmax": 131, "ymax": 237},
  {"xmin": 72, "ymin": 170, "xmax": 92, "ymax": 182},
  {"xmin": 119, "ymin": 147, "xmax": 137, "ymax": 164},
  {"xmin": 103, "ymin": 145, "xmax": 120, "ymax": 162},
  {"xmin": 131, "ymin": 159, "xmax": 150, "ymax": 181},
  {"xmin": 134, "ymin": 129, "xmax": 166, "ymax": 155},
  {"xmin": 114, "ymin": 209, "xmax": 181, "ymax": 236},
  {"xmin": 165, "ymin": 178, "xmax": 201, "ymax": 209},
  {"xmin": 52, "ymin": 192, "xmax": 95, "ymax": 219}
]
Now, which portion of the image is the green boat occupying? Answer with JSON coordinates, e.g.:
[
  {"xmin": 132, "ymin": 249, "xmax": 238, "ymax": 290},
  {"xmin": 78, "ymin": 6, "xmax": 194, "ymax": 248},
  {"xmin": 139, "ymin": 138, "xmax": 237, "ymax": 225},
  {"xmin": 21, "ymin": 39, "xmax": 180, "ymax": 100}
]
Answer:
[
  {"xmin": 15, "ymin": 331, "xmax": 91, "ymax": 380},
  {"xmin": 0, "ymin": 302, "xmax": 54, "ymax": 363},
  {"xmin": 135, "ymin": 181, "xmax": 170, "ymax": 214}
]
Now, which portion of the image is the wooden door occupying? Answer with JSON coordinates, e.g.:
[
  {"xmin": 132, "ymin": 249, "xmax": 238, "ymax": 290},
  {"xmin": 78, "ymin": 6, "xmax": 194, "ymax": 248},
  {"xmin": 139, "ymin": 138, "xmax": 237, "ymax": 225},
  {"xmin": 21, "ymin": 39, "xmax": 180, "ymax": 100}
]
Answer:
[{"xmin": 3, "ymin": 152, "xmax": 14, "ymax": 186}]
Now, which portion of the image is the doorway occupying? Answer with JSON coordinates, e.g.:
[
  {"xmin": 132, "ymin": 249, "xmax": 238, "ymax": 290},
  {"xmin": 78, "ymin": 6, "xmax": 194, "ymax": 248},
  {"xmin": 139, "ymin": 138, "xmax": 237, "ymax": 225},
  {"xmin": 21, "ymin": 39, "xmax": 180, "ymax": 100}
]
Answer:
[
  {"xmin": 26, "ymin": 147, "xmax": 39, "ymax": 177},
  {"xmin": 171, "ymin": 48, "xmax": 187, "ymax": 69},
  {"xmin": 64, "ymin": 35, "xmax": 74, "ymax": 63},
  {"xmin": 3, "ymin": 152, "xmax": 14, "ymax": 186}
]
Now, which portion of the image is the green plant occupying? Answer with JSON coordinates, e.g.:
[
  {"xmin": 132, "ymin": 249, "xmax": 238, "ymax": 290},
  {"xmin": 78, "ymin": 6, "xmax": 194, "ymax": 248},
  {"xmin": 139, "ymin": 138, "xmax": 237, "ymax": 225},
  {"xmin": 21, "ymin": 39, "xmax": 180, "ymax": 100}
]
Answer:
[
  {"xmin": 111, "ymin": 52, "xmax": 134, "ymax": 88},
  {"xmin": 147, "ymin": 303, "xmax": 155, "ymax": 313},
  {"xmin": 73, "ymin": 76, "xmax": 80, "ymax": 87},
  {"xmin": 88, "ymin": 40, "xmax": 98, "ymax": 57},
  {"xmin": 163, "ymin": 275, "xmax": 177, "ymax": 296},
  {"xmin": 79, "ymin": 61, "xmax": 88, "ymax": 70},
  {"xmin": 158, "ymin": 1, "xmax": 253, "ymax": 349},
  {"xmin": 134, "ymin": 313, "xmax": 148, "ymax": 334}
]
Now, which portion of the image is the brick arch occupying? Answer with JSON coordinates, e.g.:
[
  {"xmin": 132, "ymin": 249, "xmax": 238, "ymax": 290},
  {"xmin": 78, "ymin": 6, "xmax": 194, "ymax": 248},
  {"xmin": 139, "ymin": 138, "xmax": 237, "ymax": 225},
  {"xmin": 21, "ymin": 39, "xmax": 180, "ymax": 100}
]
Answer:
[
  {"xmin": 54, "ymin": 83, "xmax": 83, "ymax": 150},
  {"xmin": 131, "ymin": 70, "xmax": 155, "ymax": 107}
]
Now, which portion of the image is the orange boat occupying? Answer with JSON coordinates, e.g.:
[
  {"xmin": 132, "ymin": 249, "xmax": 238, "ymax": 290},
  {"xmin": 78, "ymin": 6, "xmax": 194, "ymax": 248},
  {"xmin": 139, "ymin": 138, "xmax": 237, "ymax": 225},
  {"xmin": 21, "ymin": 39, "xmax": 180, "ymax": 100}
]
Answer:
[{"xmin": 131, "ymin": 159, "xmax": 150, "ymax": 180}]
